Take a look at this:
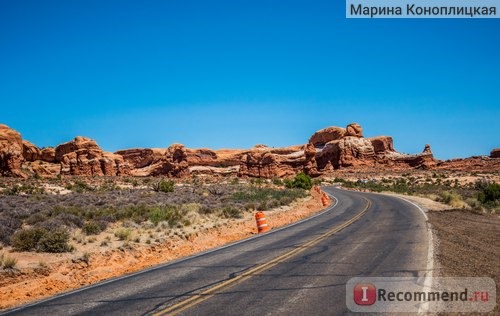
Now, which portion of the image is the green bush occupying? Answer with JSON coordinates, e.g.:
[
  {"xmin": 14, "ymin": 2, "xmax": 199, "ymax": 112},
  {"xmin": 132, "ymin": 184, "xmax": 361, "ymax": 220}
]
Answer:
[
  {"xmin": 11, "ymin": 227, "xmax": 46, "ymax": 251},
  {"xmin": 478, "ymin": 183, "xmax": 500, "ymax": 204},
  {"xmin": 152, "ymin": 179, "xmax": 175, "ymax": 193},
  {"xmin": 82, "ymin": 221, "xmax": 106, "ymax": 235},
  {"xmin": 285, "ymin": 172, "xmax": 312, "ymax": 190},
  {"xmin": 36, "ymin": 229, "xmax": 73, "ymax": 252},
  {"xmin": 148, "ymin": 205, "xmax": 185, "ymax": 227},
  {"xmin": 11, "ymin": 227, "xmax": 73, "ymax": 253}
]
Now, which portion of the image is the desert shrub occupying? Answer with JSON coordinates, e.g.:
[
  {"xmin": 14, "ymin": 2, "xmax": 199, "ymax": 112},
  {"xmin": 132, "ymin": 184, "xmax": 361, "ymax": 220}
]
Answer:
[
  {"xmin": 148, "ymin": 205, "xmax": 185, "ymax": 227},
  {"xmin": 11, "ymin": 227, "xmax": 72, "ymax": 253},
  {"xmin": 54, "ymin": 213, "xmax": 84, "ymax": 228},
  {"xmin": 36, "ymin": 229, "xmax": 73, "ymax": 252},
  {"xmin": 36, "ymin": 218, "xmax": 66, "ymax": 231},
  {"xmin": 181, "ymin": 203, "xmax": 201, "ymax": 214},
  {"xmin": 198, "ymin": 206, "xmax": 214, "ymax": 215},
  {"xmin": 207, "ymin": 186, "xmax": 224, "ymax": 196},
  {"xmin": 11, "ymin": 227, "xmax": 46, "ymax": 251},
  {"xmin": 250, "ymin": 178, "xmax": 264, "ymax": 186},
  {"xmin": 26, "ymin": 212, "xmax": 49, "ymax": 226},
  {"xmin": 285, "ymin": 172, "xmax": 312, "ymax": 190},
  {"xmin": 82, "ymin": 220, "xmax": 106, "ymax": 235},
  {"xmin": 3, "ymin": 184, "xmax": 45, "ymax": 195},
  {"xmin": 244, "ymin": 202, "xmax": 257, "ymax": 211},
  {"xmin": 221, "ymin": 206, "xmax": 243, "ymax": 219},
  {"xmin": 477, "ymin": 183, "xmax": 500, "ymax": 205},
  {"xmin": 1, "ymin": 254, "xmax": 17, "ymax": 269},
  {"xmin": 66, "ymin": 180, "xmax": 94, "ymax": 193},
  {"xmin": 438, "ymin": 191, "xmax": 467, "ymax": 208},
  {"xmin": 152, "ymin": 179, "xmax": 175, "ymax": 193},
  {"xmin": 0, "ymin": 216, "xmax": 23, "ymax": 245},
  {"xmin": 114, "ymin": 228, "xmax": 132, "ymax": 241},
  {"xmin": 272, "ymin": 178, "xmax": 283, "ymax": 186},
  {"xmin": 81, "ymin": 251, "xmax": 91, "ymax": 264},
  {"xmin": 232, "ymin": 187, "xmax": 306, "ymax": 205}
]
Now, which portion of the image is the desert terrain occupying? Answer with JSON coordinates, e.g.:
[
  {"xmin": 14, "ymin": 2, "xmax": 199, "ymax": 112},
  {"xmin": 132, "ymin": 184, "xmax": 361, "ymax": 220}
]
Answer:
[{"xmin": 1, "ymin": 122, "xmax": 499, "ymax": 312}]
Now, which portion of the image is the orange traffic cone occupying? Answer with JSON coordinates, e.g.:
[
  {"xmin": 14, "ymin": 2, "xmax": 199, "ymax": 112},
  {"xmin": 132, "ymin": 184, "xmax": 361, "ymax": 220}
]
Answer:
[{"xmin": 255, "ymin": 211, "xmax": 269, "ymax": 233}]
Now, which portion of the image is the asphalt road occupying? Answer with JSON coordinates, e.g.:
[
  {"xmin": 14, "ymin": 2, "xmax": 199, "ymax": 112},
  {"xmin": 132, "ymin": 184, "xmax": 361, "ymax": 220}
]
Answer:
[{"xmin": 2, "ymin": 187, "xmax": 432, "ymax": 316}]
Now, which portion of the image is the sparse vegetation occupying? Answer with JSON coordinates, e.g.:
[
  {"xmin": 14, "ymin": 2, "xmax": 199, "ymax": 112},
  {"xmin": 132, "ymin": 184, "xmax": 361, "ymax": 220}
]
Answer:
[
  {"xmin": 337, "ymin": 174, "xmax": 499, "ymax": 213},
  {"xmin": 0, "ymin": 177, "xmax": 316, "ymax": 253}
]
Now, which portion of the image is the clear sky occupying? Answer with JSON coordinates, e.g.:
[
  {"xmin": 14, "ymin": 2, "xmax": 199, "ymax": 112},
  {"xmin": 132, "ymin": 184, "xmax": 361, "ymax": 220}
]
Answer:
[{"xmin": 1, "ymin": 0, "xmax": 499, "ymax": 159}]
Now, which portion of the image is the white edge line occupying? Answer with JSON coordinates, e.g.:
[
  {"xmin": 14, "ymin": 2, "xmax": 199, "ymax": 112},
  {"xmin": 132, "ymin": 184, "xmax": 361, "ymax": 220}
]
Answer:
[
  {"xmin": 336, "ymin": 187, "xmax": 435, "ymax": 314},
  {"xmin": 2, "ymin": 192, "xmax": 340, "ymax": 314},
  {"xmin": 391, "ymin": 196, "xmax": 434, "ymax": 315}
]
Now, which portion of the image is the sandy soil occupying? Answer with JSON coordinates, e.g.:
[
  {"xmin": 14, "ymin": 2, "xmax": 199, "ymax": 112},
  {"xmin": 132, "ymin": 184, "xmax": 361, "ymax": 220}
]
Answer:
[
  {"xmin": 0, "ymin": 188, "xmax": 327, "ymax": 310},
  {"xmin": 428, "ymin": 210, "xmax": 500, "ymax": 315}
]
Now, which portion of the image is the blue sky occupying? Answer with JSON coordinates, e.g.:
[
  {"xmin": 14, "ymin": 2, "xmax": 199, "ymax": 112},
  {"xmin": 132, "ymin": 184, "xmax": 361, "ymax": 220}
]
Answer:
[{"xmin": 1, "ymin": 0, "xmax": 498, "ymax": 159}]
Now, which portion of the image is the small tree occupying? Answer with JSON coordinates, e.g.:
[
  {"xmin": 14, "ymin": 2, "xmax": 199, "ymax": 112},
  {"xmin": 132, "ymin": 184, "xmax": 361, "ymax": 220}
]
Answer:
[
  {"xmin": 285, "ymin": 172, "xmax": 313, "ymax": 190},
  {"xmin": 478, "ymin": 183, "xmax": 500, "ymax": 204}
]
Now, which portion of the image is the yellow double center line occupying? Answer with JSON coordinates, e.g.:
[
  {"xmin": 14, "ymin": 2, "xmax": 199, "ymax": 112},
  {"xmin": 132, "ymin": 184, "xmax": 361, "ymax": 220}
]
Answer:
[{"xmin": 152, "ymin": 197, "xmax": 372, "ymax": 316}]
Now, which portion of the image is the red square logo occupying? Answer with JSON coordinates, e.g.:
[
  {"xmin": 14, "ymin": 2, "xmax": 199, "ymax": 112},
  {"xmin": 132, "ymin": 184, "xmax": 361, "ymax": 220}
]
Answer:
[{"xmin": 353, "ymin": 283, "xmax": 376, "ymax": 305}]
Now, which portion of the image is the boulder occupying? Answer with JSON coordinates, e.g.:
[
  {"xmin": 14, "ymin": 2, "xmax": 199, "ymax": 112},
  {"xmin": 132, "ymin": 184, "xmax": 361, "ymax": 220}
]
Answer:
[
  {"xmin": 55, "ymin": 136, "xmax": 100, "ymax": 162},
  {"xmin": 490, "ymin": 148, "xmax": 500, "ymax": 159},
  {"xmin": 422, "ymin": 144, "xmax": 433, "ymax": 155},
  {"xmin": 309, "ymin": 126, "xmax": 346, "ymax": 147},
  {"xmin": 0, "ymin": 124, "xmax": 25, "ymax": 177},
  {"xmin": 40, "ymin": 147, "xmax": 56, "ymax": 163},
  {"xmin": 186, "ymin": 148, "xmax": 218, "ymax": 166},
  {"xmin": 345, "ymin": 123, "xmax": 363, "ymax": 137},
  {"xmin": 115, "ymin": 148, "xmax": 157, "ymax": 169},
  {"xmin": 238, "ymin": 146, "xmax": 304, "ymax": 178},
  {"xmin": 22, "ymin": 140, "xmax": 42, "ymax": 162},
  {"xmin": 303, "ymin": 142, "xmax": 321, "ymax": 176},
  {"xmin": 117, "ymin": 144, "xmax": 189, "ymax": 177},
  {"xmin": 369, "ymin": 136, "xmax": 395, "ymax": 154}
]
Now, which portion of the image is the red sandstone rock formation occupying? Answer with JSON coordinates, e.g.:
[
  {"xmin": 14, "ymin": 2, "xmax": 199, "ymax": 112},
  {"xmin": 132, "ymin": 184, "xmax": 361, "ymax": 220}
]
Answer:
[
  {"xmin": 0, "ymin": 124, "xmax": 26, "ymax": 177},
  {"xmin": 309, "ymin": 126, "xmax": 346, "ymax": 147},
  {"xmin": 345, "ymin": 123, "xmax": 363, "ymax": 137},
  {"xmin": 56, "ymin": 137, "xmax": 130, "ymax": 176},
  {"xmin": 117, "ymin": 144, "xmax": 189, "ymax": 178},
  {"xmin": 238, "ymin": 145, "xmax": 305, "ymax": 178},
  {"xmin": 491, "ymin": 148, "xmax": 500, "ymax": 159},
  {"xmin": 22, "ymin": 140, "xmax": 42, "ymax": 162},
  {"xmin": 1, "ymin": 121, "xmax": 498, "ymax": 178}
]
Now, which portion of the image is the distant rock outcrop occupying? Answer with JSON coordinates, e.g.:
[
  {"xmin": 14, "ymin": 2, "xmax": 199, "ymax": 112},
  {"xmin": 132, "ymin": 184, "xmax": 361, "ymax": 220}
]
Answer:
[
  {"xmin": 238, "ymin": 145, "xmax": 304, "ymax": 178},
  {"xmin": 22, "ymin": 140, "xmax": 42, "ymax": 162},
  {"xmin": 345, "ymin": 123, "xmax": 363, "ymax": 137},
  {"xmin": 1, "ymin": 121, "xmax": 498, "ymax": 178},
  {"xmin": 491, "ymin": 148, "xmax": 500, "ymax": 159},
  {"xmin": 117, "ymin": 144, "xmax": 189, "ymax": 178},
  {"xmin": 0, "ymin": 124, "xmax": 25, "ymax": 177},
  {"xmin": 369, "ymin": 136, "xmax": 394, "ymax": 154},
  {"xmin": 309, "ymin": 126, "xmax": 346, "ymax": 147},
  {"xmin": 56, "ymin": 136, "xmax": 130, "ymax": 176}
]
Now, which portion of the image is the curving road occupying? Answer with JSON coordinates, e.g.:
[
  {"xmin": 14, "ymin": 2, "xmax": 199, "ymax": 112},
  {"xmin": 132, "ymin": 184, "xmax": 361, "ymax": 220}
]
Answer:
[{"xmin": 2, "ymin": 187, "xmax": 432, "ymax": 316}]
